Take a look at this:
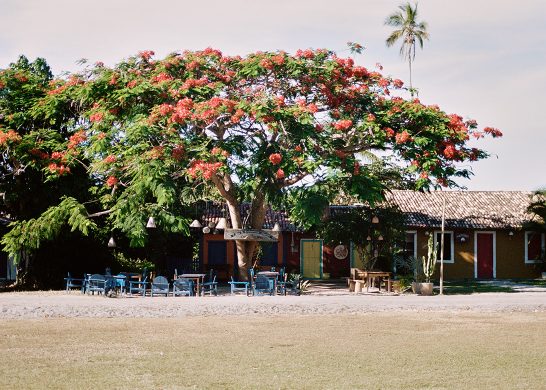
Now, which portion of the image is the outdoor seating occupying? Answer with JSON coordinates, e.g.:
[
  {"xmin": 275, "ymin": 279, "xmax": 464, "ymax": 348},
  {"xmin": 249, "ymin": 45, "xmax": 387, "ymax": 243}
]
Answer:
[
  {"xmin": 172, "ymin": 278, "xmax": 194, "ymax": 297},
  {"xmin": 64, "ymin": 272, "xmax": 84, "ymax": 293},
  {"xmin": 253, "ymin": 275, "xmax": 274, "ymax": 296},
  {"xmin": 86, "ymin": 274, "xmax": 106, "ymax": 295},
  {"xmin": 228, "ymin": 276, "xmax": 249, "ymax": 295},
  {"xmin": 128, "ymin": 274, "xmax": 149, "ymax": 296},
  {"xmin": 228, "ymin": 268, "xmax": 254, "ymax": 295},
  {"xmin": 201, "ymin": 272, "xmax": 218, "ymax": 296},
  {"xmin": 150, "ymin": 276, "xmax": 170, "ymax": 297}
]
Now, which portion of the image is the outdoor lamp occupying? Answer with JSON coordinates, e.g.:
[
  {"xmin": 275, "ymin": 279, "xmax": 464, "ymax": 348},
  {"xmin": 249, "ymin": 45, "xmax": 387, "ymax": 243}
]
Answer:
[
  {"xmin": 272, "ymin": 222, "xmax": 282, "ymax": 232},
  {"xmin": 372, "ymin": 216, "xmax": 379, "ymax": 224},
  {"xmin": 202, "ymin": 226, "xmax": 211, "ymax": 234},
  {"xmin": 107, "ymin": 236, "xmax": 117, "ymax": 248},
  {"xmin": 146, "ymin": 216, "xmax": 156, "ymax": 228},
  {"xmin": 215, "ymin": 217, "xmax": 227, "ymax": 230},
  {"xmin": 508, "ymin": 231, "xmax": 514, "ymax": 236},
  {"xmin": 189, "ymin": 219, "xmax": 202, "ymax": 228},
  {"xmin": 378, "ymin": 235, "xmax": 384, "ymax": 241},
  {"xmin": 367, "ymin": 235, "xmax": 372, "ymax": 241}
]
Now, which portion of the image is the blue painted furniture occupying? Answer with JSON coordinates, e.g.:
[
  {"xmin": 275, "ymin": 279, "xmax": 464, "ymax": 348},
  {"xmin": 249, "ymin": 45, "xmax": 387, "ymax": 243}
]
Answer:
[
  {"xmin": 228, "ymin": 268, "xmax": 254, "ymax": 295},
  {"xmin": 201, "ymin": 272, "xmax": 218, "ymax": 296},
  {"xmin": 150, "ymin": 276, "xmax": 170, "ymax": 297},
  {"xmin": 128, "ymin": 275, "xmax": 149, "ymax": 296},
  {"xmin": 172, "ymin": 278, "xmax": 194, "ymax": 296},
  {"xmin": 86, "ymin": 274, "xmax": 106, "ymax": 295},
  {"xmin": 64, "ymin": 272, "xmax": 84, "ymax": 293},
  {"xmin": 253, "ymin": 275, "xmax": 274, "ymax": 296}
]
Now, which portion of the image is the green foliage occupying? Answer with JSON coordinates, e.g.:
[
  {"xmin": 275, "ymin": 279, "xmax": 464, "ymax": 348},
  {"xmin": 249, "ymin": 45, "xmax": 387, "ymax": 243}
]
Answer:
[
  {"xmin": 112, "ymin": 251, "xmax": 155, "ymax": 273},
  {"xmin": 1, "ymin": 197, "xmax": 97, "ymax": 264}
]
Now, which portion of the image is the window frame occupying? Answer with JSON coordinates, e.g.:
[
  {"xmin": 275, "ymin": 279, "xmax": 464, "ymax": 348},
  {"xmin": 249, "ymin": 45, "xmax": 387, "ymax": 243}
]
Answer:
[
  {"xmin": 524, "ymin": 231, "xmax": 545, "ymax": 264},
  {"xmin": 403, "ymin": 230, "xmax": 417, "ymax": 260},
  {"xmin": 433, "ymin": 230, "xmax": 455, "ymax": 264}
]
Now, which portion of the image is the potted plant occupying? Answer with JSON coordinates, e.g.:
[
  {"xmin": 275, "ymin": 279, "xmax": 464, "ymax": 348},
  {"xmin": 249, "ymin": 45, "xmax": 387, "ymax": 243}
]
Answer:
[{"xmin": 419, "ymin": 234, "xmax": 438, "ymax": 295}]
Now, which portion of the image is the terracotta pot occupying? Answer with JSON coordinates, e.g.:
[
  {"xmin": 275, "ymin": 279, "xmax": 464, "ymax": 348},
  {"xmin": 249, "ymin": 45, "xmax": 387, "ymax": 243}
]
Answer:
[
  {"xmin": 420, "ymin": 282, "xmax": 434, "ymax": 296},
  {"xmin": 411, "ymin": 282, "xmax": 421, "ymax": 294}
]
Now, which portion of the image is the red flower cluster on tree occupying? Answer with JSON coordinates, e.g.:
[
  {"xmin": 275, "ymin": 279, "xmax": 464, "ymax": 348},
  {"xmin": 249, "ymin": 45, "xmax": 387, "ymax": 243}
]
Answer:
[
  {"xmin": 0, "ymin": 130, "xmax": 21, "ymax": 145},
  {"xmin": 152, "ymin": 73, "xmax": 173, "ymax": 84},
  {"xmin": 333, "ymin": 120, "xmax": 353, "ymax": 131},
  {"xmin": 443, "ymin": 143, "xmax": 456, "ymax": 159},
  {"xmin": 211, "ymin": 147, "xmax": 229, "ymax": 158},
  {"xmin": 276, "ymin": 168, "xmax": 285, "ymax": 179},
  {"xmin": 68, "ymin": 131, "xmax": 87, "ymax": 149},
  {"xmin": 104, "ymin": 155, "xmax": 117, "ymax": 164},
  {"xmin": 138, "ymin": 50, "xmax": 155, "ymax": 60},
  {"xmin": 395, "ymin": 130, "xmax": 410, "ymax": 144},
  {"xmin": 483, "ymin": 127, "xmax": 503, "ymax": 138},
  {"xmin": 89, "ymin": 112, "xmax": 104, "ymax": 123},
  {"xmin": 172, "ymin": 145, "xmax": 185, "ymax": 161},
  {"xmin": 187, "ymin": 160, "xmax": 223, "ymax": 180},
  {"xmin": 106, "ymin": 176, "xmax": 118, "ymax": 187},
  {"xmin": 268, "ymin": 153, "xmax": 282, "ymax": 165},
  {"xmin": 48, "ymin": 163, "xmax": 70, "ymax": 175}
]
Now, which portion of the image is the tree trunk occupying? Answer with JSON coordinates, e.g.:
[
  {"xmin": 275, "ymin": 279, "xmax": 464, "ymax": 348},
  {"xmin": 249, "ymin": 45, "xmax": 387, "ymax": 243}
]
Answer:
[
  {"xmin": 15, "ymin": 251, "xmax": 36, "ymax": 289},
  {"xmin": 226, "ymin": 193, "xmax": 267, "ymax": 281}
]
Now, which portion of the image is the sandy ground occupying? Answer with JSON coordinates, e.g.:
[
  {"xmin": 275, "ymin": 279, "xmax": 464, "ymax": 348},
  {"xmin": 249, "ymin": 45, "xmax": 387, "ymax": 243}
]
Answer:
[{"xmin": 1, "ymin": 287, "xmax": 544, "ymax": 319}]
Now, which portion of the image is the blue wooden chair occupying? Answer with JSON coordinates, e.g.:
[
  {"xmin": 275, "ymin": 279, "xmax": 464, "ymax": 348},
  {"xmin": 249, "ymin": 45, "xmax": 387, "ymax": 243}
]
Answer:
[
  {"xmin": 150, "ymin": 276, "xmax": 170, "ymax": 297},
  {"xmin": 128, "ymin": 274, "xmax": 149, "ymax": 297},
  {"xmin": 253, "ymin": 275, "xmax": 274, "ymax": 296},
  {"xmin": 201, "ymin": 272, "xmax": 218, "ymax": 296},
  {"xmin": 86, "ymin": 274, "xmax": 106, "ymax": 295},
  {"xmin": 64, "ymin": 272, "xmax": 84, "ymax": 293},
  {"xmin": 172, "ymin": 278, "xmax": 194, "ymax": 297},
  {"xmin": 228, "ymin": 268, "xmax": 254, "ymax": 295}
]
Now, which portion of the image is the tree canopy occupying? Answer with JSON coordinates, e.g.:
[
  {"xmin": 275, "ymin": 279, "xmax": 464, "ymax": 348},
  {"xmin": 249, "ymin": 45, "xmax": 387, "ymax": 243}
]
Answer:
[{"xmin": 0, "ymin": 48, "xmax": 501, "ymax": 278}]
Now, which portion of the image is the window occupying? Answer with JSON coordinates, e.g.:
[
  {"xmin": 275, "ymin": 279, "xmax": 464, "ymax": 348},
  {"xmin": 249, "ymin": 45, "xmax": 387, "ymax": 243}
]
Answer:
[
  {"xmin": 402, "ymin": 231, "xmax": 417, "ymax": 260},
  {"xmin": 434, "ymin": 231, "xmax": 454, "ymax": 263},
  {"xmin": 525, "ymin": 231, "xmax": 545, "ymax": 263}
]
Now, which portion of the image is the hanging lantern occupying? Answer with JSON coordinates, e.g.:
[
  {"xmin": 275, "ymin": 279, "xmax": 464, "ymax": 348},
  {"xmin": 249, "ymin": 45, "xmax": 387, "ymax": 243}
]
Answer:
[
  {"xmin": 216, "ymin": 217, "xmax": 227, "ymax": 230},
  {"xmin": 146, "ymin": 216, "xmax": 156, "ymax": 228},
  {"xmin": 190, "ymin": 219, "xmax": 202, "ymax": 228},
  {"xmin": 107, "ymin": 236, "xmax": 117, "ymax": 248}
]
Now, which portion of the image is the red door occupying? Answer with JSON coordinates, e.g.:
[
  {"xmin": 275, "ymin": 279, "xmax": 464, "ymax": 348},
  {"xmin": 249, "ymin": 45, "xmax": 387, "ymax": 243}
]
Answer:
[{"xmin": 476, "ymin": 233, "xmax": 494, "ymax": 278}]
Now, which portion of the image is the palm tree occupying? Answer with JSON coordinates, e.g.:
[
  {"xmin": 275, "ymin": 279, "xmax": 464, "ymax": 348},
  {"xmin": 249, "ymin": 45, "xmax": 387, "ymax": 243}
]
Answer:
[{"xmin": 385, "ymin": 2, "xmax": 429, "ymax": 94}]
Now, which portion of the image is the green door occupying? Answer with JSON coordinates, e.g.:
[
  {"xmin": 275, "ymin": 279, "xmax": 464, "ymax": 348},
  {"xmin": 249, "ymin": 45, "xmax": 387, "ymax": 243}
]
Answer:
[{"xmin": 300, "ymin": 239, "xmax": 323, "ymax": 279}]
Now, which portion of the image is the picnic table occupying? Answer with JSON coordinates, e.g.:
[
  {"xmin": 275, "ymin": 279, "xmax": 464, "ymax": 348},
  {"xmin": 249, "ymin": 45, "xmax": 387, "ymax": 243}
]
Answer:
[
  {"xmin": 256, "ymin": 271, "xmax": 279, "ymax": 295},
  {"xmin": 178, "ymin": 274, "xmax": 206, "ymax": 296}
]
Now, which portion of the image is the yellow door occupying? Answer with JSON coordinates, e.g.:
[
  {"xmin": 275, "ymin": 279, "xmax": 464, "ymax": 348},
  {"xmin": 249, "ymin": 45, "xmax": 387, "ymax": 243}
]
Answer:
[{"xmin": 301, "ymin": 240, "xmax": 322, "ymax": 279}]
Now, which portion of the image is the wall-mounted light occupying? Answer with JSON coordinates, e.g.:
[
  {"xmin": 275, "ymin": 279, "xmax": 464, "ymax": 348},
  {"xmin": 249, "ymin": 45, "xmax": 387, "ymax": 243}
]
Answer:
[
  {"xmin": 508, "ymin": 231, "xmax": 514, "ymax": 236},
  {"xmin": 371, "ymin": 216, "xmax": 379, "ymax": 224}
]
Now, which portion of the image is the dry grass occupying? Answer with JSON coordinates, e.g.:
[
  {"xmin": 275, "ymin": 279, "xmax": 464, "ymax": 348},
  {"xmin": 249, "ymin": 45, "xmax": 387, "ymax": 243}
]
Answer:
[{"xmin": 0, "ymin": 312, "xmax": 545, "ymax": 389}]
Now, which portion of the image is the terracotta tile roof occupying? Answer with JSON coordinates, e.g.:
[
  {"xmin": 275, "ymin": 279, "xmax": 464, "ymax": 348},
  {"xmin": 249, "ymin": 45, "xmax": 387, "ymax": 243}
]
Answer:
[
  {"xmin": 200, "ymin": 203, "xmax": 297, "ymax": 231},
  {"xmin": 199, "ymin": 191, "xmax": 540, "ymax": 231},
  {"xmin": 386, "ymin": 190, "xmax": 537, "ymax": 229}
]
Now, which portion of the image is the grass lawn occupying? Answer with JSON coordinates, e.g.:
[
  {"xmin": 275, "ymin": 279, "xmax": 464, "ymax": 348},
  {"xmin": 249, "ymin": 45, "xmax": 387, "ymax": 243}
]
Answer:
[{"xmin": 0, "ymin": 312, "xmax": 544, "ymax": 389}]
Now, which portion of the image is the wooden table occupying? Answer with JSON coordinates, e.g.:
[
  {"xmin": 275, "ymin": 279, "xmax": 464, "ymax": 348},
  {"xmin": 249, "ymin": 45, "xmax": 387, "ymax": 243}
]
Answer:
[
  {"xmin": 365, "ymin": 271, "xmax": 392, "ymax": 293},
  {"xmin": 178, "ymin": 274, "xmax": 206, "ymax": 296}
]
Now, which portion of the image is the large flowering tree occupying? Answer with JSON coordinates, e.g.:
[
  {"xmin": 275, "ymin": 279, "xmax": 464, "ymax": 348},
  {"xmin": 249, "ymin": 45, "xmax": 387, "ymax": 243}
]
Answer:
[{"xmin": 0, "ymin": 48, "xmax": 501, "ymax": 280}]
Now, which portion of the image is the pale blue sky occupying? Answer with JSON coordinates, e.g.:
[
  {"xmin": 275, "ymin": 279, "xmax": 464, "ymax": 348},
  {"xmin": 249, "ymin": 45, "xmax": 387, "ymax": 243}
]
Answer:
[{"xmin": 1, "ymin": 0, "xmax": 544, "ymax": 190}]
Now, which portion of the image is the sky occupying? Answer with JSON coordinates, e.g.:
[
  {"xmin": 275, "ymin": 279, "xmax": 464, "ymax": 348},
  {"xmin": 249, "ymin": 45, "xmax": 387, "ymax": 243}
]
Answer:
[{"xmin": 1, "ymin": 0, "xmax": 544, "ymax": 191}]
